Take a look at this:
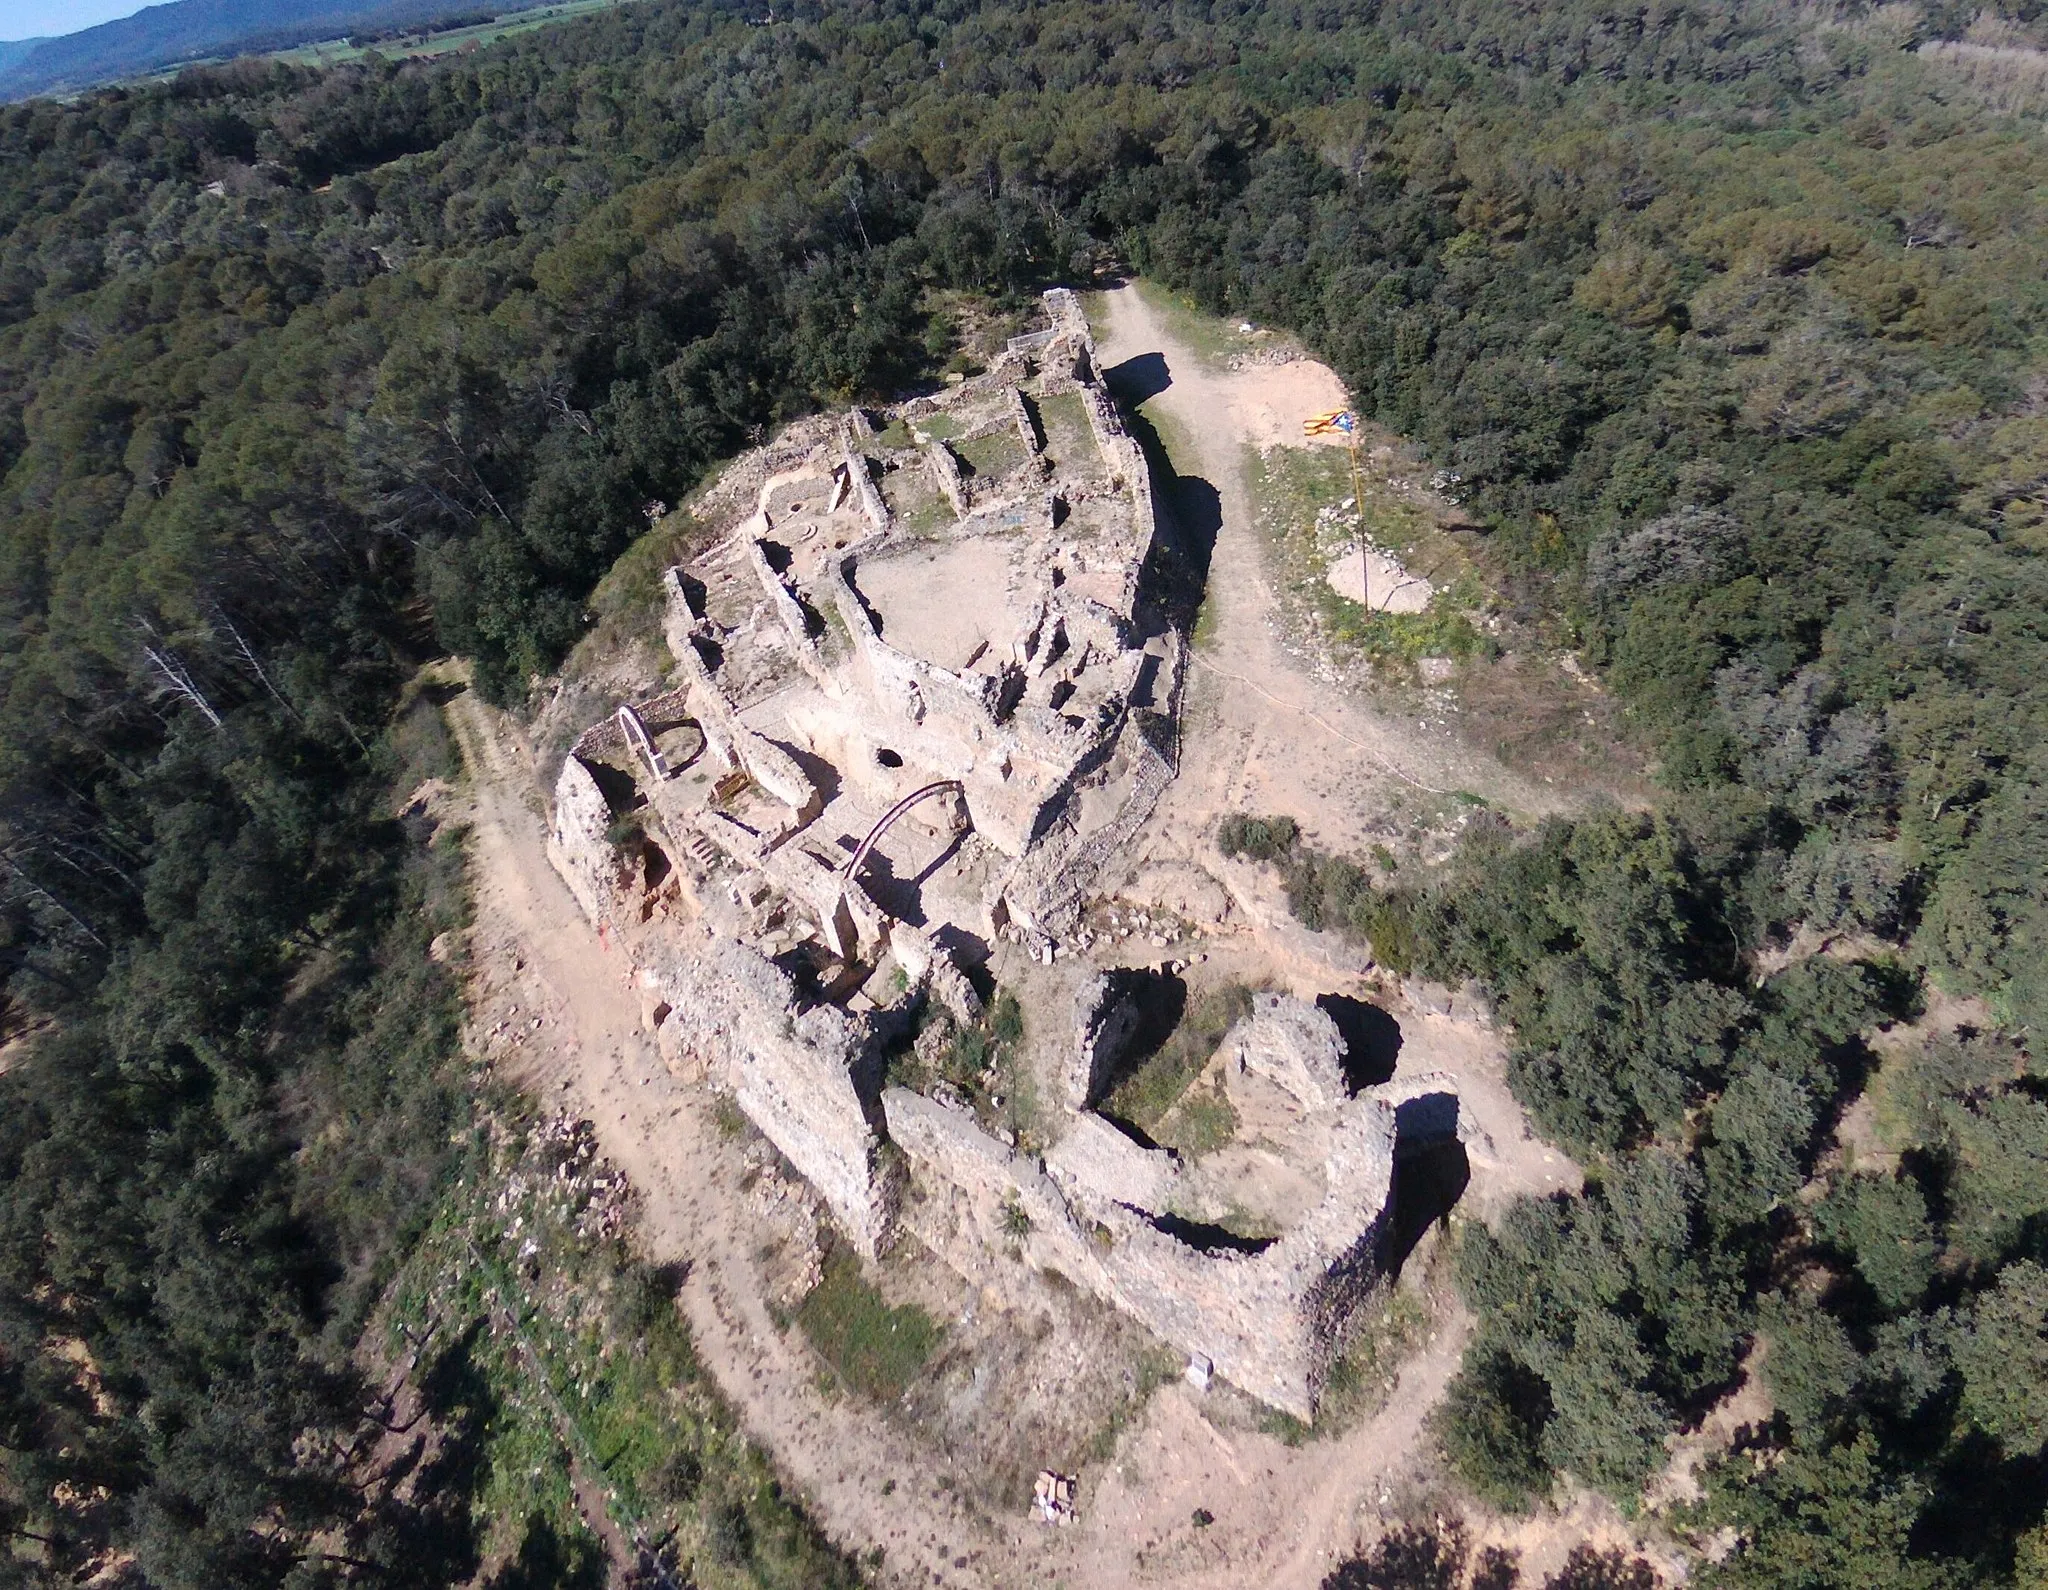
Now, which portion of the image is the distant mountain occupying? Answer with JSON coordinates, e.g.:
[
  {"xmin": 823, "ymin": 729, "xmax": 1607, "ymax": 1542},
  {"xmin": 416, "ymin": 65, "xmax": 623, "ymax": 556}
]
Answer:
[
  {"xmin": 0, "ymin": 38, "xmax": 47, "ymax": 73},
  {"xmin": 0, "ymin": 0, "xmax": 557, "ymax": 102}
]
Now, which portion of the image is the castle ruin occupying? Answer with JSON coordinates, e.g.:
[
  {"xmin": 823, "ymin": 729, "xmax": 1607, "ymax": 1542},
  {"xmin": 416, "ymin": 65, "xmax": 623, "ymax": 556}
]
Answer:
[{"xmin": 545, "ymin": 289, "xmax": 1467, "ymax": 1422}]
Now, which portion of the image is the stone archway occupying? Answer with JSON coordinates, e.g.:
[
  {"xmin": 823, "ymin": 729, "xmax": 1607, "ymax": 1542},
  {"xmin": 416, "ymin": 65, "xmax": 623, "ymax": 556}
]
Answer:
[{"xmin": 844, "ymin": 780, "xmax": 965, "ymax": 883}]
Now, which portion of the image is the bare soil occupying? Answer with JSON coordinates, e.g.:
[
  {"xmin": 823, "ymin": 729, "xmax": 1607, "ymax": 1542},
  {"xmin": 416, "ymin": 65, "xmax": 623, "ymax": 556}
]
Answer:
[
  {"xmin": 1091, "ymin": 283, "xmax": 1571, "ymax": 874},
  {"xmin": 853, "ymin": 538, "xmax": 1025, "ymax": 672}
]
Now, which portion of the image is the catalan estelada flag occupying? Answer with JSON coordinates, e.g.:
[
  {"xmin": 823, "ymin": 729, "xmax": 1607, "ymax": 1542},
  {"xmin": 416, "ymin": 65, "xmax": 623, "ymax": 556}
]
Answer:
[{"xmin": 1303, "ymin": 408, "xmax": 1356, "ymax": 437}]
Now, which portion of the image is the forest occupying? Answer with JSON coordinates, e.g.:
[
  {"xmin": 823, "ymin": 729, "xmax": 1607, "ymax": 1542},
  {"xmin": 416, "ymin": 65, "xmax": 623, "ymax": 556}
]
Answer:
[{"xmin": 0, "ymin": 0, "xmax": 2043, "ymax": 1583}]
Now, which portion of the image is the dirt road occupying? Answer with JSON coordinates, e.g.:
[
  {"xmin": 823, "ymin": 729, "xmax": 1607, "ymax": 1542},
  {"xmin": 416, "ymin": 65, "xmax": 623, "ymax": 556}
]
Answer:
[
  {"xmin": 1091, "ymin": 283, "xmax": 1568, "ymax": 869},
  {"xmin": 446, "ymin": 688, "xmax": 1008, "ymax": 1587}
]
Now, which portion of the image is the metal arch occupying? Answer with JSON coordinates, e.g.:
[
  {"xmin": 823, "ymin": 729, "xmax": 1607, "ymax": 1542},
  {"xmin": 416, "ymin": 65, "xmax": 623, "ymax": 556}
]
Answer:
[{"xmin": 844, "ymin": 779, "xmax": 966, "ymax": 881}]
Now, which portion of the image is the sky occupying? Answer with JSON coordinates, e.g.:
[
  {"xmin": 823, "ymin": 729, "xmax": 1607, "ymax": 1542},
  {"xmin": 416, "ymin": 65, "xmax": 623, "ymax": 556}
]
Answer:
[{"xmin": 0, "ymin": 0, "xmax": 156, "ymax": 43}]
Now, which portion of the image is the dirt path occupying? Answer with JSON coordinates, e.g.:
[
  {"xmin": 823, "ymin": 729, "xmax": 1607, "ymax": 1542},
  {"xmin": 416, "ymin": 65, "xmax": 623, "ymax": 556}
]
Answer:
[
  {"xmin": 1092, "ymin": 284, "xmax": 1568, "ymax": 867},
  {"xmin": 446, "ymin": 689, "xmax": 1006, "ymax": 1588}
]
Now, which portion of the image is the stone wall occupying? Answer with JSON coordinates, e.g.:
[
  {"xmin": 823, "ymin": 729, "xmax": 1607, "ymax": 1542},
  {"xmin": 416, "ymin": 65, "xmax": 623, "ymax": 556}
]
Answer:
[
  {"xmin": 884, "ymin": 914, "xmax": 984, "ymax": 1026},
  {"xmin": 1010, "ymin": 386, "xmax": 1042, "ymax": 455},
  {"xmin": 1044, "ymin": 1113, "xmax": 1177, "ymax": 1214},
  {"xmin": 925, "ymin": 441, "xmax": 968, "ymax": 516},
  {"xmin": 1068, "ymin": 971, "xmax": 1146, "ymax": 1109},
  {"xmin": 1008, "ymin": 709, "xmax": 1178, "ymax": 936},
  {"xmin": 1042, "ymin": 287, "xmax": 1089, "ymax": 339},
  {"xmin": 569, "ymin": 685, "xmax": 696, "ymax": 760},
  {"xmin": 840, "ymin": 433, "xmax": 891, "ymax": 533},
  {"xmin": 683, "ymin": 415, "xmax": 842, "ymax": 531},
  {"xmin": 1364, "ymin": 1071, "xmax": 1471, "ymax": 1152},
  {"xmin": 883, "ymin": 1086, "xmax": 1105, "ymax": 1286},
  {"xmin": 547, "ymin": 756, "xmax": 622, "ymax": 926},
  {"xmin": 822, "ymin": 556, "xmax": 1072, "ymax": 857},
  {"xmin": 746, "ymin": 537, "xmax": 820, "ymax": 657},
  {"xmin": 652, "ymin": 940, "xmax": 899, "ymax": 1256},
  {"xmin": 666, "ymin": 611, "xmax": 820, "ymax": 819},
  {"xmin": 883, "ymin": 1062, "xmax": 1452, "ymax": 1421}
]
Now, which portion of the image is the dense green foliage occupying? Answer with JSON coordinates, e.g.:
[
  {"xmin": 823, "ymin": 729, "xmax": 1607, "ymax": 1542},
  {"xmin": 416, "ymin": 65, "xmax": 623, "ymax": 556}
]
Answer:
[
  {"xmin": 1319, "ymin": 1514, "xmax": 1652, "ymax": 1589},
  {"xmin": 0, "ymin": 0, "xmax": 2045, "ymax": 1582}
]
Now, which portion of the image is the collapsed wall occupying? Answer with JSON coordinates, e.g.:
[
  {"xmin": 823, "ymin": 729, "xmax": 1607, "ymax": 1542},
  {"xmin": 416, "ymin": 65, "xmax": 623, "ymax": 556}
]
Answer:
[{"xmin": 1234, "ymin": 991, "xmax": 1349, "ymax": 1112}]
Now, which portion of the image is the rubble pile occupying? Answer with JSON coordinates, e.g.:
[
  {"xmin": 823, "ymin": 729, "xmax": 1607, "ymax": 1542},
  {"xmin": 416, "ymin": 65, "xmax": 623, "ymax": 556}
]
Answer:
[{"xmin": 1032, "ymin": 1470, "xmax": 1078, "ymax": 1525}]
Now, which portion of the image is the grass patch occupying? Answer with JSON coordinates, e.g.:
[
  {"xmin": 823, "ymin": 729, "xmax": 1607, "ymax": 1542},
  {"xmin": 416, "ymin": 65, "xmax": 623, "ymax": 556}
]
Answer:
[
  {"xmin": 1213, "ymin": 811, "xmax": 1424, "ymax": 972},
  {"xmin": 870, "ymin": 420, "xmax": 916, "ymax": 452},
  {"xmin": 1079, "ymin": 1343, "xmax": 1185, "ymax": 1463},
  {"xmin": 914, "ymin": 412, "xmax": 962, "ymax": 441},
  {"xmin": 384, "ymin": 685, "xmax": 462, "ymax": 793},
  {"xmin": 1320, "ymin": 590, "xmax": 1488, "ymax": 667},
  {"xmin": 712, "ymin": 1095, "xmax": 751, "ymax": 1140},
  {"xmin": 1036, "ymin": 391, "xmax": 1097, "ymax": 473},
  {"xmin": 1081, "ymin": 291, "xmax": 1114, "ymax": 340},
  {"xmin": 1155, "ymin": 1074, "xmax": 1239, "ymax": 1158},
  {"xmin": 955, "ymin": 428, "xmax": 1029, "ymax": 480},
  {"xmin": 795, "ymin": 1250, "xmax": 943, "ymax": 1402},
  {"xmin": 885, "ymin": 991, "xmax": 1041, "ymax": 1146},
  {"xmin": 900, "ymin": 492, "xmax": 956, "ymax": 537},
  {"xmin": 1244, "ymin": 445, "xmax": 1489, "ymax": 671},
  {"xmin": 1101, "ymin": 983, "xmax": 1258, "ymax": 1134},
  {"xmin": 1216, "ymin": 812, "xmax": 1299, "ymax": 862}
]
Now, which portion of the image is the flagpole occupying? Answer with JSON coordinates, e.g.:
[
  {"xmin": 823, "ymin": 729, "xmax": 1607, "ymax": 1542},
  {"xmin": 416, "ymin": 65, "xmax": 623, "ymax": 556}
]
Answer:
[
  {"xmin": 1303, "ymin": 407, "xmax": 1368, "ymax": 608},
  {"xmin": 1349, "ymin": 432, "xmax": 1368, "ymax": 610}
]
